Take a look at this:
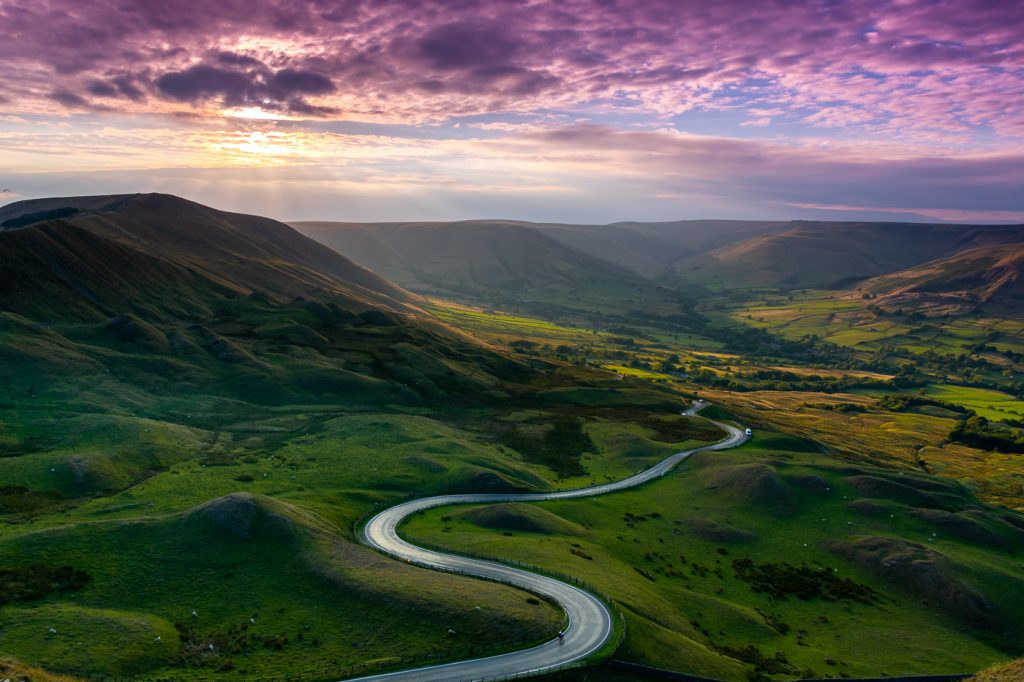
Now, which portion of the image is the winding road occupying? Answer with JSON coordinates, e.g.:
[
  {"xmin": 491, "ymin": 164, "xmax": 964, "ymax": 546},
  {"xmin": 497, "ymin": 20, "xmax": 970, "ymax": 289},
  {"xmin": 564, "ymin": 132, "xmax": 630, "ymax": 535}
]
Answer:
[{"xmin": 353, "ymin": 402, "xmax": 748, "ymax": 682}]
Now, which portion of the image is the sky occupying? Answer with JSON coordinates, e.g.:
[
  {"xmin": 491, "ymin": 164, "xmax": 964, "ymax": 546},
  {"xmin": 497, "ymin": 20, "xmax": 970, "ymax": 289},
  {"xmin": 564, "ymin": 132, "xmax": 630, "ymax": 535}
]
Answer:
[{"xmin": 1, "ymin": 0, "xmax": 1023, "ymax": 224}]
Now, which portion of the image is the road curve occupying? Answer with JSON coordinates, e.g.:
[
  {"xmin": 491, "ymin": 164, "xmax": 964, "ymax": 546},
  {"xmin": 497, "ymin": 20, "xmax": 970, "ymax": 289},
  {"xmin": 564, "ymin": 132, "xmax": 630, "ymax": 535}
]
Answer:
[{"xmin": 353, "ymin": 402, "xmax": 748, "ymax": 682}]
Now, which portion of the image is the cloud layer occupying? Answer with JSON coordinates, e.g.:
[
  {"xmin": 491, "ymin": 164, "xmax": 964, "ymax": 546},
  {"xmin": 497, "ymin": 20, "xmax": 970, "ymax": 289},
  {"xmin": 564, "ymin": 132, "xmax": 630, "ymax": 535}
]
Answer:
[
  {"xmin": 3, "ymin": 0, "xmax": 1022, "ymax": 132},
  {"xmin": 1, "ymin": 0, "xmax": 1023, "ymax": 221}
]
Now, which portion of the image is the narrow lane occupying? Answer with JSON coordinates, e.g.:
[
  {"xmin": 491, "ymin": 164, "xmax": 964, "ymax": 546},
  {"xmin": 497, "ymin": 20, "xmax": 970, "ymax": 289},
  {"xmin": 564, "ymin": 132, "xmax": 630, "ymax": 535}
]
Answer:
[{"xmin": 353, "ymin": 402, "xmax": 747, "ymax": 682}]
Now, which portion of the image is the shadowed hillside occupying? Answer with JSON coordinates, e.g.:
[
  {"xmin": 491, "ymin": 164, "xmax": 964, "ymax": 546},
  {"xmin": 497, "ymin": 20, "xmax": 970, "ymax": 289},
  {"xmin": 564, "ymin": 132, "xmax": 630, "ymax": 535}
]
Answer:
[
  {"xmin": 541, "ymin": 220, "xmax": 784, "ymax": 278},
  {"xmin": 0, "ymin": 194, "xmax": 412, "ymax": 321},
  {"xmin": 674, "ymin": 221, "xmax": 1024, "ymax": 289},
  {"xmin": 0, "ymin": 194, "xmax": 540, "ymax": 415},
  {"xmin": 292, "ymin": 220, "xmax": 685, "ymax": 316}
]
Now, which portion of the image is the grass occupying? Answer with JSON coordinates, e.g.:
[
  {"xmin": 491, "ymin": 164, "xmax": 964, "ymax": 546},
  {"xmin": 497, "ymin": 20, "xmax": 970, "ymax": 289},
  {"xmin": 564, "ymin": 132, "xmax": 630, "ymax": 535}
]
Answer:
[
  {"xmin": 404, "ymin": 433, "xmax": 1024, "ymax": 680},
  {"xmin": 924, "ymin": 385, "xmax": 1024, "ymax": 422},
  {"xmin": 1, "ymin": 656, "xmax": 84, "ymax": 682},
  {"xmin": 0, "ymin": 318, "xmax": 719, "ymax": 679},
  {"xmin": 699, "ymin": 388, "xmax": 1024, "ymax": 511},
  {"xmin": 0, "ymin": 493, "xmax": 563, "ymax": 679},
  {"xmin": 4, "ymin": 250, "xmax": 1024, "ymax": 682}
]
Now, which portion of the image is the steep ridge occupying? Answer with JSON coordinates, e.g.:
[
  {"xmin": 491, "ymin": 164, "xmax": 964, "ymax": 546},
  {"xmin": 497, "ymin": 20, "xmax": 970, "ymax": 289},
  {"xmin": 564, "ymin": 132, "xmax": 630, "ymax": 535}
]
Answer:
[
  {"xmin": 0, "ymin": 194, "xmax": 525, "ymax": 410},
  {"xmin": 861, "ymin": 244, "xmax": 1024, "ymax": 315},
  {"xmin": 0, "ymin": 194, "xmax": 412, "ymax": 320}
]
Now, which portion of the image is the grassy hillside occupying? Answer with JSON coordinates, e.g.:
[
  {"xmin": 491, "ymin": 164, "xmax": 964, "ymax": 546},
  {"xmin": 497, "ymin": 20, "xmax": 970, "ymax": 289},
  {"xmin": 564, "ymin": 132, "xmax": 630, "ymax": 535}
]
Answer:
[
  {"xmin": 6, "ymin": 196, "xmax": 1024, "ymax": 680},
  {"xmin": 406, "ymin": 431, "xmax": 1024, "ymax": 680},
  {"xmin": 863, "ymin": 244, "xmax": 1024, "ymax": 316},
  {"xmin": 292, "ymin": 220, "xmax": 685, "ymax": 317},
  {"xmin": 2, "ymin": 194, "xmax": 735, "ymax": 677},
  {"xmin": 0, "ymin": 194, "xmax": 411, "ymax": 312},
  {"xmin": 673, "ymin": 221, "xmax": 1024, "ymax": 290},
  {"xmin": 0, "ymin": 493, "xmax": 562, "ymax": 679},
  {"xmin": 541, "ymin": 220, "xmax": 782, "ymax": 278}
]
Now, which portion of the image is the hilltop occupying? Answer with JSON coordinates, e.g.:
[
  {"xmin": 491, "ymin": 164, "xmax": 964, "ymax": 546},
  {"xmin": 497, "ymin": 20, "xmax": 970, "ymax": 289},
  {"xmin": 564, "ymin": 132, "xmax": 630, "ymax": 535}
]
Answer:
[{"xmin": 0, "ymin": 193, "xmax": 411, "ymax": 321}]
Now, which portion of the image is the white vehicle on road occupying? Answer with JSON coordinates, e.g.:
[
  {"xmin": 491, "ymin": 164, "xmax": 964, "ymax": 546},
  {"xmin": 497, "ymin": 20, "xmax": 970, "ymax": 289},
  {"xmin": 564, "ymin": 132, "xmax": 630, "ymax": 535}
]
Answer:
[{"xmin": 745, "ymin": 428, "xmax": 753, "ymax": 437}]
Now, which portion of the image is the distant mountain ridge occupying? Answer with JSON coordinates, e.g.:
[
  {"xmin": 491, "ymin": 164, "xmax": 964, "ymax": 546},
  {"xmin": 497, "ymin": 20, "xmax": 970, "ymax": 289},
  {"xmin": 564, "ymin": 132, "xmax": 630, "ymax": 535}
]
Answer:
[
  {"xmin": 293, "ymin": 216, "xmax": 1024, "ymax": 317},
  {"xmin": 687, "ymin": 221, "xmax": 1024, "ymax": 289},
  {"xmin": 292, "ymin": 219, "xmax": 684, "ymax": 316}
]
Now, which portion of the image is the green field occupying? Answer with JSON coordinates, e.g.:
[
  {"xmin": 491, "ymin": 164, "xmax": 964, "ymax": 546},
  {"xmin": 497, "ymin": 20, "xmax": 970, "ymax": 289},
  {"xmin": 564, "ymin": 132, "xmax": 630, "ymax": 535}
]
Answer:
[
  {"xmin": 4, "ymin": 214, "xmax": 1024, "ymax": 682},
  {"xmin": 0, "ymin": 344, "xmax": 721, "ymax": 679},
  {"xmin": 0, "ymin": 492, "xmax": 563, "ymax": 679},
  {"xmin": 405, "ymin": 432, "xmax": 1024, "ymax": 680},
  {"xmin": 924, "ymin": 385, "xmax": 1024, "ymax": 422}
]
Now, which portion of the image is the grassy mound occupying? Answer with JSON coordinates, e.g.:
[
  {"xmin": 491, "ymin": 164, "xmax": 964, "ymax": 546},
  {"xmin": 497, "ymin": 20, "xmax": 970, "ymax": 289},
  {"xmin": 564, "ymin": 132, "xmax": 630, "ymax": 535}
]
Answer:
[
  {"xmin": 846, "ymin": 475, "xmax": 965, "ymax": 510},
  {"xmin": 459, "ymin": 503, "xmax": 584, "ymax": 535},
  {"xmin": 786, "ymin": 473, "xmax": 832, "ymax": 495},
  {"xmin": 0, "ymin": 493, "xmax": 562, "ymax": 679},
  {"xmin": 698, "ymin": 462, "xmax": 793, "ymax": 509},
  {"xmin": 679, "ymin": 517, "xmax": 757, "ymax": 544},
  {"xmin": 909, "ymin": 509, "xmax": 1019, "ymax": 551},
  {"xmin": 182, "ymin": 492, "xmax": 299, "ymax": 540},
  {"xmin": 826, "ymin": 536, "xmax": 1000, "ymax": 628},
  {"xmin": 103, "ymin": 314, "xmax": 169, "ymax": 351}
]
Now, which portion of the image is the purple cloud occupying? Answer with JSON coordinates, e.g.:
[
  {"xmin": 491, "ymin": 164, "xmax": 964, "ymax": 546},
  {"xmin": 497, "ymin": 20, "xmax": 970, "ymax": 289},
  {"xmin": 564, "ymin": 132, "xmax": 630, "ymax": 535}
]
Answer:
[
  {"xmin": 0, "ymin": 0, "xmax": 1018, "ymax": 135},
  {"xmin": 417, "ymin": 21, "xmax": 523, "ymax": 71},
  {"xmin": 156, "ymin": 65, "xmax": 254, "ymax": 103},
  {"xmin": 47, "ymin": 88, "xmax": 90, "ymax": 108},
  {"xmin": 2, "ymin": 0, "xmax": 1023, "ymax": 224},
  {"xmin": 512, "ymin": 124, "xmax": 1024, "ymax": 218},
  {"xmin": 155, "ymin": 61, "xmax": 334, "ymax": 111}
]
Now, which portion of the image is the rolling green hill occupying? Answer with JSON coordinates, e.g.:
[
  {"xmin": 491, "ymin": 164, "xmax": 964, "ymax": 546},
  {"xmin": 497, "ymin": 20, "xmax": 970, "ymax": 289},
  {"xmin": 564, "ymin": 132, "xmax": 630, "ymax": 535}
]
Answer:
[
  {"xmin": 405, "ymin": 432, "xmax": 1024, "ymax": 680},
  {"xmin": 1, "ymin": 192, "xmax": 717, "ymax": 680},
  {"xmin": 0, "ymin": 194, "xmax": 543, "ymax": 508},
  {"xmin": 5, "ymin": 195, "xmax": 1024, "ymax": 681},
  {"xmin": 0, "ymin": 492, "xmax": 561, "ymax": 678}
]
